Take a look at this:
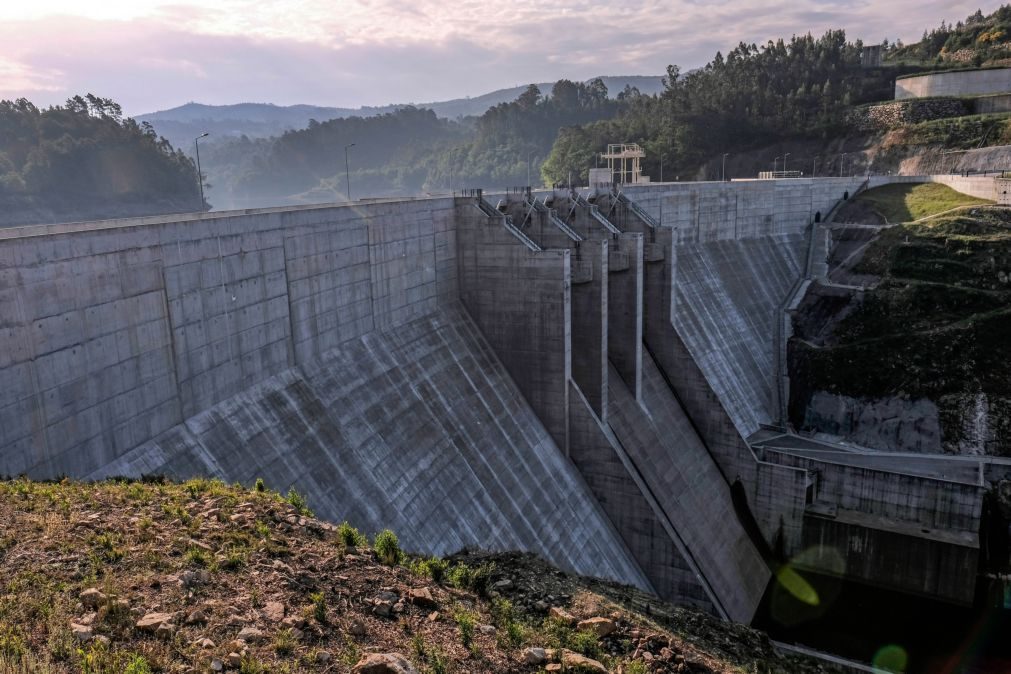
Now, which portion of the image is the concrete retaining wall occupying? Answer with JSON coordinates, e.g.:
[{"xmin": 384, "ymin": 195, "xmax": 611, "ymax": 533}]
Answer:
[{"xmin": 895, "ymin": 68, "xmax": 1011, "ymax": 100}]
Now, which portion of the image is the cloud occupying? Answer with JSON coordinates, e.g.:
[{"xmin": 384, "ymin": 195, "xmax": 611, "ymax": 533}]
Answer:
[{"xmin": 0, "ymin": 0, "xmax": 1000, "ymax": 114}]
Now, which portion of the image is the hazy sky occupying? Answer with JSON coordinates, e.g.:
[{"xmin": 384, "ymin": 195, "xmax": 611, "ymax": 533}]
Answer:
[{"xmin": 0, "ymin": 0, "xmax": 997, "ymax": 115}]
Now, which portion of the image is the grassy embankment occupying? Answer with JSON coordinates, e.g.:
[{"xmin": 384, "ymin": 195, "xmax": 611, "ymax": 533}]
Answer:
[{"xmin": 792, "ymin": 191, "xmax": 1011, "ymax": 452}]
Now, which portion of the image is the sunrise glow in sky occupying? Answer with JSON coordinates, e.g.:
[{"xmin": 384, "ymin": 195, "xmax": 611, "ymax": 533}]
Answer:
[{"xmin": 0, "ymin": 0, "xmax": 999, "ymax": 114}]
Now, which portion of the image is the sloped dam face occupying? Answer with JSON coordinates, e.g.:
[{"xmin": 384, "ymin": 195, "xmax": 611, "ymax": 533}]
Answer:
[{"xmin": 4, "ymin": 177, "xmax": 998, "ymax": 655}]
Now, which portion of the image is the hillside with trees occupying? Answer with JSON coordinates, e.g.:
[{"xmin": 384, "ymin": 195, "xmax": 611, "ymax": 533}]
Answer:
[
  {"xmin": 200, "ymin": 79, "xmax": 623, "ymax": 208},
  {"xmin": 0, "ymin": 95, "xmax": 201, "ymax": 226}
]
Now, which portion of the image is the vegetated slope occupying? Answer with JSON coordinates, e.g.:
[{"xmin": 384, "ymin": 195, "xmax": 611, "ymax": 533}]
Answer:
[
  {"xmin": 0, "ymin": 478, "xmax": 838, "ymax": 673},
  {"xmin": 886, "ymin": 5, "xmax": 1011, "ymax": 67},
  {"xmin": 837, "ymin": 183, "xmax": 990, "ymax": 224},
  {"xmin": 0, "ymin": 95, "xmax": 201, "ymax": 227},
  {"xmin": 789, "ymin": 201, "xmax": 1011, "ymax": 454}
]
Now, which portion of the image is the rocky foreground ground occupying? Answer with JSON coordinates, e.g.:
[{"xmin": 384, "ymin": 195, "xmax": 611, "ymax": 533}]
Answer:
[{"xmin": 0, "ymin": 478, "xmax": 841, "ymax": 673}]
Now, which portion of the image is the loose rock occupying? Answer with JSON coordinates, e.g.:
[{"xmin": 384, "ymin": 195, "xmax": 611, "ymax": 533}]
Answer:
[{"xmin": 352, "ymin": 652, "xmax": 420, "ymax": 674}]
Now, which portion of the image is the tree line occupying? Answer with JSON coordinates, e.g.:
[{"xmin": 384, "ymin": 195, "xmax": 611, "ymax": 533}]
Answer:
[{"xmin": 0, "ymin": 94, "xmax": 201, "ymax": 223}]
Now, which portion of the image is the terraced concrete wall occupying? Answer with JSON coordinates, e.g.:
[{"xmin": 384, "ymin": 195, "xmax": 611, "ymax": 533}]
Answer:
[
  {"xmin": 0, "ymin": 199, "xmax": 458, "ymax": 478},
  {"xmin": 624, "ymin": 178, "xmax": 865, "ymax": 242},
  {"xmin": 895, "ymin": 68, "xmax": 1011, "ymax": 100}
]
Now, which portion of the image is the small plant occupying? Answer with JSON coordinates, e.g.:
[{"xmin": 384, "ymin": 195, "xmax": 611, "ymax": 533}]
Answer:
[
  {"xmin": 239, "ymin": 655, "xmax": 267, "ymax": 674},
  {"xmin": 254, "ymin": 520, "xmax": 271, "ymax": 540},
  {"xmin": 625, "ymin": 661, "xmax": 649, "ymax": 674},
  {"xmin": 273, "ymin": 628, "xmax": 296, "ymax": 656},
  {"xmin": 411, "ymin": 633, "xmax": 427, "ymax": 661},
  {"xmin": 427, "ymin": 647, "xmax": 450, "ymax": 674},
  {"xmin": 254, "ymin": 478, "xmax": 266, "ymax": 493},
  {"xmin": 447, "ymin": 564, "xmax": 473, "ymax": 590},
  {"xmin": 337, "ymin": 521, "xmax": 367, "ymax": 548},
  {"xmin": 220, "ymin": 546, "xmax": 248, "ymax": 571},
  {"xmin": 570, "ymin": 628, "xmax": 601, "ymax": 659},
  {"xmin": 373, "ymin": 529, "xmax": 402, "ymax": 565},
  {"xmin": 90, "ymin": 532, "xmax": 125, "ymax": 563},
  {"xmin": 310, "ymin": 591, "xmax": 328, "ymax": 625},
  {"xmin": 184, "ymin": 546, "xmax": 210, "ymax": 567},
  {"xmin": 124, "ymin": 654, "xmax": 153, "ymax": 674},
  {"xmin": 285, "ymin": 487, "xmax": 313, "ymax": 517},
  {"xmin": 454, "ymin": 610, "xmax": 475, "ymax": 650},
  {"xmin": 414, "ymin": 557, "xmax": 449, "ymax": 583}
]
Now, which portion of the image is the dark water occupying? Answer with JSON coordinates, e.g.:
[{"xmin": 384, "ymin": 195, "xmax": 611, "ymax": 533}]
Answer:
[{"xmin": 752, "ymin": 570, "xmax": 1011, "ymax": 673}]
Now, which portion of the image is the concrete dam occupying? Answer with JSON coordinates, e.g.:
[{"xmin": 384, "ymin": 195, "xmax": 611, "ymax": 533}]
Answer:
[{"xmin": 0, "ymin": 176, "xmax": 1000, "ymax": 626}]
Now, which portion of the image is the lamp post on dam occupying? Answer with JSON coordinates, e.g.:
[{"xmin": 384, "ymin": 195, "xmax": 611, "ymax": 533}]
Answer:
[{"xmin": 194, "ymin": 132, "xmax": 209, "ymax": 210}]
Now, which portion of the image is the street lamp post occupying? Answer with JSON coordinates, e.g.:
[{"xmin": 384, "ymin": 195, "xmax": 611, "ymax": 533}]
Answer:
[
  {"xmin": 840, "ymin": 152, "xmax": 848, "ymax": 177},
  {"xmin": 659, "ymin": 155, "xmax": 663, "ymax": 183},
  {"xmin": 194, "ymin": 132, "xmax": 209, "ymax": 209},
  {"xmin": 527, "ymin": 150, "xmax": 533, "ymax": 187},
  {"xmin": 774, "ymin": 156, "xmax": 781, "ymax": 174},
  {"xmin": 722, "ymin": 153, "xmax": 729, "ymax": 182},
  {"xmin": 783, "ymin": 152, "xmax": 791, "ymax": 173},
  {"xmin": 813, "ymin": 156, "xmax": 819, "ymax": 177},
  {"xmin": 344, "ymin": 143, "xmax": 356, "ymax": 201}
]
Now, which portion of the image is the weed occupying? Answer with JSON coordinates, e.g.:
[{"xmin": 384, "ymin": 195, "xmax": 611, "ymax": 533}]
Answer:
[
  {"xmin": 373, "ymin": 529, "xmax": 402, "ymax": 565},
  {"xmin": 124, "ymin": 655, "xmax": 153, "ymax": 674},
  {"xmin": 337, "ymin": 521, "xmax": 367, "ymax": 548},
  {"xmin": 411, "ymin": 633, "xmax": 427, "ymax": 662},
  {"xmin": 238, "ymin": 655, "xmax": 266, "ymax": 674},
  {"xmin": 412, "ymin": 557, "xmax": 449, "ymax": 583},
  {"xmin": 90, "ymin": 532, "xmax": 125, "ymax": 563},
  {"xmin": 273, "ymin": 628, "xmax": 296, "ymax": 656},
  {"xmin": 220, "ymin": 547, "xmax": 248, "ymax": 571},
  {"xmin": 310, "ymin": 592, "xmax": 328, "ymax": 625},
  {"xmin": 447, "ymin": 564, "xmax": 473, "ymax": 590},
  {"xmin": 427, "ymin": 646, "xmax": 450, "ymax": 674},
  {"xmin": 183, "ymin": 546, "xmax": 210, "ymax": 568},
  {"xmin": 570, "ymin": 628, "xmax": 601, "ymax": 659},
  {"xmin": 454, "ymin": 610, "xmax": 476, "ymax": 650},
  {"xmin": 285, "ymin": 488, "xmax": 313, "ymax": 517},
  {"xmin": 254, "ymin": 478, "xmax": 266, "ymax": 493},
  {"xmin": 625, "ymin": 661, "xmax": 649, "ymax": 674}
]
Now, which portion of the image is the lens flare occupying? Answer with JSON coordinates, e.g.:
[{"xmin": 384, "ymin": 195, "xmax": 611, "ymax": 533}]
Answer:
[
  {"xmin": 872, "ymin": 644, "xmax": 909, "ymax": 673},
  {"xmin": 776, "ymin": 565, "xmax": 820, "ymax": 606}
]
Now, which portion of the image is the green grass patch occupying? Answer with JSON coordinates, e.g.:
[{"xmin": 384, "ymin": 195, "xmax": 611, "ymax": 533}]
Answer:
[{"xmin": 852, "ymin": 183, "xmax": 990, "ymax": 223}]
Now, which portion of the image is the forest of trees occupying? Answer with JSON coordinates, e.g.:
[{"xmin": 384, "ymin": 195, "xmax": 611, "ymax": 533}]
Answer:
[
  {"xmin": 0, "ymin": 94, "xmax": 201, "ymax": 224},
  {"xmin": 541, "ymin": 30, "xmax": 899, "ymax": 184}
]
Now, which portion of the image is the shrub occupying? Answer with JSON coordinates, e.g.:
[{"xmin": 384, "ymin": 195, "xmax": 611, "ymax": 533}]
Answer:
[
  {"xmin": 454, "ymin": 611, "xmax": 475, "ymax": 650},
  {"xmin": 273, "ymin": 628, "xmax": 296, "ymax": 656},
  {"xmin": 337, "ymin": 521, "xmax": 367, "ymax": 548},
  {"xmin": 373, "ymin": 529, "xmax": 402, "ymax": 566},
  {"xmin": 254, "ymin": 478, "xmax": 266, "ymax": 493},
  {"xmin": 285, "ymin": 488, "xmax": 313, "ymax": 517},
  {"xmin": 311, "ymin": 592, "xmax": 328, "ymax": 625},
  {"xmin": 413, "ymin": 557, "xmax": 449, "ymax": 583}
]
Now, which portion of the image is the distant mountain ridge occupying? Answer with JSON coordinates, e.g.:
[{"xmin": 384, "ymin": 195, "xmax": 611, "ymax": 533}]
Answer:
[{"xmin": 136, "ymin": 75, "xmax": 664, "ymax": 148}]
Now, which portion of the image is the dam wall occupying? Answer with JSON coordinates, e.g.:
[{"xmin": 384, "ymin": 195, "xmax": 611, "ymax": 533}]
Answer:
[
  {"xmin": 0, "ymin": 198, "xmax": 653, "ymax": 589},
  {"xmin": 623, "ymin": 177, "xmax": 865, "ymax": 243},
  {"xmin": 0, "ymin": 198, "xmax": 458, "ymax": 477}
]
